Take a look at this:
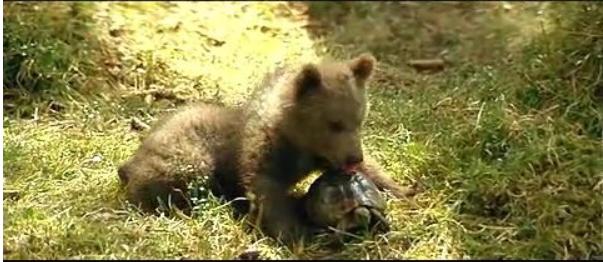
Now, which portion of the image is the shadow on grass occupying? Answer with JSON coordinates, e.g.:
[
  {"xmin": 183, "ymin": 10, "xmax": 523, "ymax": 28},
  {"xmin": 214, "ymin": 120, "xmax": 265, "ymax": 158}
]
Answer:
[
  {"xmin": 303, "ymin": 2, "xmax": 534, "ymax": 65},
  {"xmin": 3, "ymin": 2, "xmax": 109, "ymax": 119}
]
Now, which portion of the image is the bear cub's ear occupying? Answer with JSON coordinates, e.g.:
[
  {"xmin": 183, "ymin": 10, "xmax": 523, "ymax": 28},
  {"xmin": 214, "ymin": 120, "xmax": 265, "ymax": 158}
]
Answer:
[
  {"xmin": 349, "ymin": 53, "xmax": 376, "ymax": 82},
  {"xmin": 294, "ymin": 63, "xmax": 322, "ymax": 100}
]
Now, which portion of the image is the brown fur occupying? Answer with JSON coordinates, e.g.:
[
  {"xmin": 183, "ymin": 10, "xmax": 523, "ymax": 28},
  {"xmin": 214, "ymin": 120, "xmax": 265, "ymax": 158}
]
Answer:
[{"xmin": 117, "ymin": 53, "xmax": 415, "ymax": 245}]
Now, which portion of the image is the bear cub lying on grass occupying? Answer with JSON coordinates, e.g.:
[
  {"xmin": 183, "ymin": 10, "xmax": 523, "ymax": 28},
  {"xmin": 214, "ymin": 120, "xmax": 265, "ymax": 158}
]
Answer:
[{"xmin": 118, "ymin": 53, "xmax": 416, "ymax": 243}]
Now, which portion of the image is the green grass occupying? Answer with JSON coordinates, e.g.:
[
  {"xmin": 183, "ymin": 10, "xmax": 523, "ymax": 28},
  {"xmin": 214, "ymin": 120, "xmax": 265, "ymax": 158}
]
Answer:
[{"xmin": 3, "ymin": 1, "xmax": 602, "ymax": 259}]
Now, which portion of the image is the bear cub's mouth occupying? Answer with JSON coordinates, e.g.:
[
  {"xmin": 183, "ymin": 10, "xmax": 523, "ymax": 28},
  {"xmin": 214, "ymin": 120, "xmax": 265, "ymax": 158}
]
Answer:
[{"xmin": 314, "ymin": 155, "xmax": 361, "ymax": 176}]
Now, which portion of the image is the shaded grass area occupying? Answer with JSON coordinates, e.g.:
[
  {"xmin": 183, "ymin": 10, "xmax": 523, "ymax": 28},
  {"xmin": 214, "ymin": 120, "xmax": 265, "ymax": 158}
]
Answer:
[
  {"xmin": 3, "ymin": 2, "xmax": 107, "ymax": 118},
  {"xmin": 3, "ymin": 1, "xmax": 602, "ymax": 259},
  {"xmin": 306, "ymin": 1, "xmax": 602, "ymax": 259}
]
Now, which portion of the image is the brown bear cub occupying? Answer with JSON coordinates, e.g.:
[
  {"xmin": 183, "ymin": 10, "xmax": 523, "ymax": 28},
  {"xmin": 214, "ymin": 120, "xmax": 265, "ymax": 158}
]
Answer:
[{"xmin": 117, "ymin": 53, "xmax": 416, "ymax": 244}]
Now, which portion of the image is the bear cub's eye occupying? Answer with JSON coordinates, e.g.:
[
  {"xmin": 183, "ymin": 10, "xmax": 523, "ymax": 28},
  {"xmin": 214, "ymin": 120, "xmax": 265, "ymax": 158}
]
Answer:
[{"xmin": 328, "ymin": 121, "xmax": 345, "ymax": 133}]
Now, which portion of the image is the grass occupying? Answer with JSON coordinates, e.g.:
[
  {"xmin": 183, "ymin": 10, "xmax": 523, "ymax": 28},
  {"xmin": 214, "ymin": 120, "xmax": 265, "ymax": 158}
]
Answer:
[{"xmin": 3, "ymin": 1, "xmax": 602, "ymax": 259}]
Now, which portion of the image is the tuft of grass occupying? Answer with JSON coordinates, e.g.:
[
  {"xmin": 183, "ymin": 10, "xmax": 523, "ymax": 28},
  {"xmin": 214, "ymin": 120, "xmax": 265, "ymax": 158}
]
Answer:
[{"xmin": 3, "ymin": 1, "xmax": 602, "ymax": 260}]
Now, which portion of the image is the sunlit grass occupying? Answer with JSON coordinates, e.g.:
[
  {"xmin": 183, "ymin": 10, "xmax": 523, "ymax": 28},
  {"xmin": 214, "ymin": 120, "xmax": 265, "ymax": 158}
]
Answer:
[{"xmin": 94, "ymin": 1, "xmax": 319, "ymax": 105}]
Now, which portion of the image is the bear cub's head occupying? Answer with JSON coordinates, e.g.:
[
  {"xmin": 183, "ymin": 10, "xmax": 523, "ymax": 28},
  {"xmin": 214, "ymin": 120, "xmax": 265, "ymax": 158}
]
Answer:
[{"xmin": 281, "ymin": 53, "xmax": 377, "ymax": 171}]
